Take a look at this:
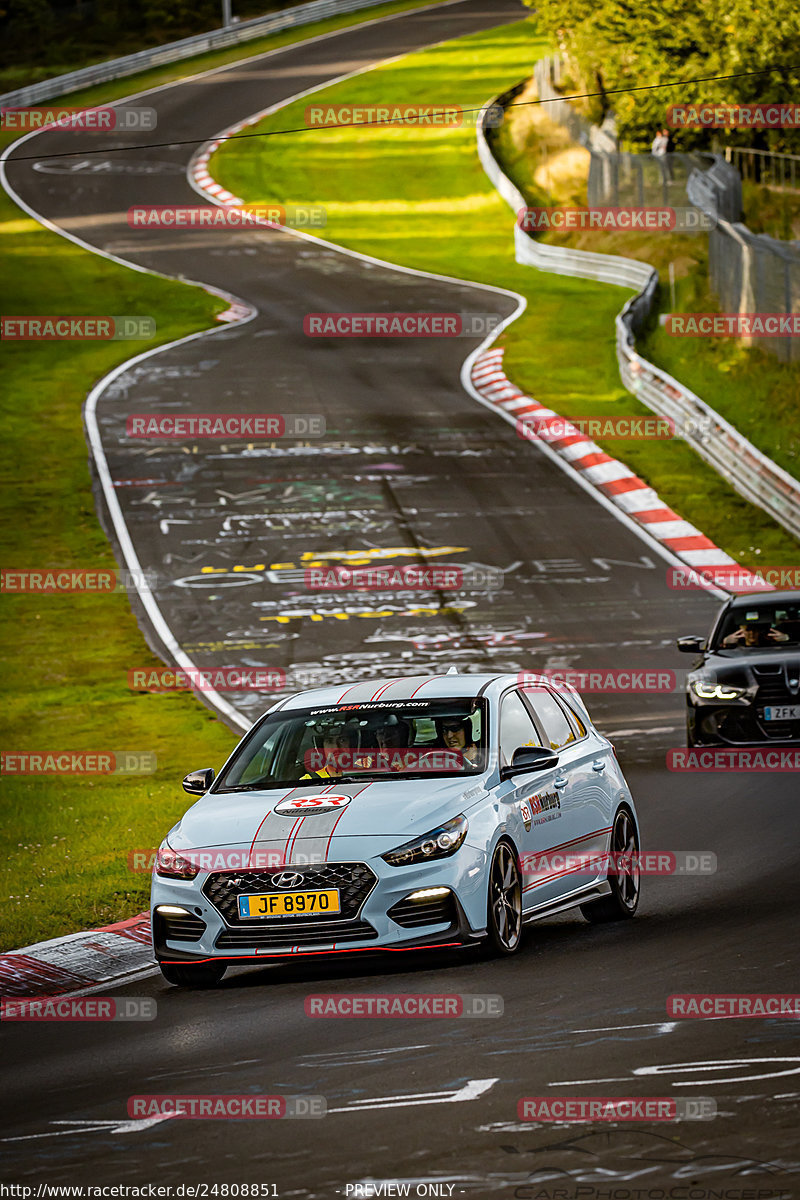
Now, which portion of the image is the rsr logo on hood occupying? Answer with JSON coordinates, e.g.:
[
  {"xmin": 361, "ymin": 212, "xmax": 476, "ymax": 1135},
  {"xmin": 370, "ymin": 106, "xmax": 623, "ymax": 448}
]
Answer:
[{"xmin": 273, "ymin": 794, "xmax": 352, "ymax": 815}]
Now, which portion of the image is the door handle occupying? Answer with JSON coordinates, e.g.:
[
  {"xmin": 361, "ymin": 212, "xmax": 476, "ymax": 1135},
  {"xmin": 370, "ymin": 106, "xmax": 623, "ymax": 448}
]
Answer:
[
  {"xmin": 591, "ymin": 760, "xmax": 606, "ymax": 772},
  {"xmin": 554, "ymin": 775, "xmax": 568, "ymax": 789}
]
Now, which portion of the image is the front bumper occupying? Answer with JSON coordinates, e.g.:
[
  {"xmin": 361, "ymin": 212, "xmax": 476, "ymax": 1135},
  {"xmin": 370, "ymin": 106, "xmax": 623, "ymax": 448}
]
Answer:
[
  {"xmin": 151, "ymin": 848, "xmax": 488, "ymax": 964},
  {"xmin": 688, "ymin": 699, "xmax": 800, "ymax": 745}
]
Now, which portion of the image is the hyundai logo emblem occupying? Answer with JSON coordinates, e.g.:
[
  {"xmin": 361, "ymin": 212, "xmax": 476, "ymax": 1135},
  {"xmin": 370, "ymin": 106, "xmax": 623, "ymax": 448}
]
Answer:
[{"xmin": 271, "ymin": 871, "xmax": 305, "ymax": 889}]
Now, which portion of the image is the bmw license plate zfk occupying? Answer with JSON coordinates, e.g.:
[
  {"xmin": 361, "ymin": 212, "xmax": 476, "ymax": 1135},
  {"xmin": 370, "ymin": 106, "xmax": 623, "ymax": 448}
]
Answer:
[
  {"xmin": 763, "ymin": 705, "xmax": 800, "ymax": 721},
  {"xmin": 237, "ymin": 889, "xmax": 341, "ymax": 918}
]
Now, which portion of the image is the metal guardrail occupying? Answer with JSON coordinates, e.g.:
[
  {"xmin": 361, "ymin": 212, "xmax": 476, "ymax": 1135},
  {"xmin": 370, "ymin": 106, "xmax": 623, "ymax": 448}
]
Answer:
[
  {"xmin": 0, "ymin": 0, "xmax": 393, "ymax": 107},
  {"xmin": 477, "ymin": 75, "xmax": 800, "ymax": 542},
  {"xmin": 724, "ymin": 146, "xmax": 800, "ymax": 190}
]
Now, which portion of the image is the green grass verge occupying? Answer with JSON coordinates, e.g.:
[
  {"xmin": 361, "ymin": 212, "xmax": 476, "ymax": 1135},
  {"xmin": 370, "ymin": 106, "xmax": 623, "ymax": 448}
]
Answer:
[
  {"xmin": 212, "ymin": 16, "xmax": 800, "ymax": 568},
  {"xmin": 0, "ymin": 0, "xmax": 452, "ymax": 951},
  {"xmin": 0, "ymin": 156, "xmax": 240, "ymax": 951}
]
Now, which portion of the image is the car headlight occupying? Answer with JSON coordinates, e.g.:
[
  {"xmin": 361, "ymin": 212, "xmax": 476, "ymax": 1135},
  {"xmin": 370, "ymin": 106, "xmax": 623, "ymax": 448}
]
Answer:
[
  {"xmin": 382, "ymin": 815, "xmax": 468, "ymax": 867},
  {"xmin": 155, "ymin": 841, "xmax": 199, "ymax": 880},
  {"xmin": 691, "ymin": 680, "xmax": 747, "ymax": 701}
]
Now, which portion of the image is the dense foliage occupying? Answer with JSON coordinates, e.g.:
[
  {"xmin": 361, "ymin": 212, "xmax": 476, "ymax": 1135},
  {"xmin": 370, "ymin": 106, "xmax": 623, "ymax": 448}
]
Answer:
[
  {"xmin": 527, "ymin": 0, "xmax": 800, "ymax": 152},
  {"xmin": 0, "ymin": 0, "xmax": 302, "ymax": 71}
]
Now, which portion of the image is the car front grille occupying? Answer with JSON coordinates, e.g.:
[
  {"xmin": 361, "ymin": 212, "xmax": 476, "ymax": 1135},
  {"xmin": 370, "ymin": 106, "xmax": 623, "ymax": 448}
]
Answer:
[
  {"xmin": 388, "ymin": 891, "xmax": 458, "ymax": 929},
  {"xmin": 215, "ymin": 919, "xmax": 378, "ymax": 950},
  {"xmin": 203, "ymin": 862, "xmax": 377, "ymax": 926},
  {"xmin": 754, "ymin": 665, "xmax": 800, "ymax": 738}
]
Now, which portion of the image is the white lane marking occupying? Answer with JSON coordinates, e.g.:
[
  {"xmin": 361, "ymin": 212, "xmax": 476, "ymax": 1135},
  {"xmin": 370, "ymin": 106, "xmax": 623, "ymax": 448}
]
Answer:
[
  {"xmin": 638, "ymin": 1058, "xmax": 800, "ymax": 1086},
  {"xmin": 2, "ymin": 1115, "xmax": 176, "ymax": 1142},
  {"xmin": 570, "ymin": 1021, "xmax": 678, "ymax": 1034},
  {"xmin": 303, "ymin": 1044, "xmax": 430, "ymax": 1060},
  {"xmin": 327, "ymin": 1077, "xmax": 497, "ymax": 1112},
  {"xmin": 552, "ymin": 1057, "xmax": 800, "ymax": 1088},
  {"xmin": 605, "ymin": 727, "xmax": 680, "ymax": 737}
]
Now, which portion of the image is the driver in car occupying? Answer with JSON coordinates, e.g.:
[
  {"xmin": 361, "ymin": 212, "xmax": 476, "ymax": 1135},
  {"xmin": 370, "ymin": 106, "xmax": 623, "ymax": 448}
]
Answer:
[
  {"xmin": 722, "ymin": 618, "xmax": 789, "ymax": 647},
  {"xmin": 301, "ymin": 720, "xmax": 362, "ymax": 780},
  {"xmin": 436, "ymin": 716, "xmax": 479, "ymax": 767}
]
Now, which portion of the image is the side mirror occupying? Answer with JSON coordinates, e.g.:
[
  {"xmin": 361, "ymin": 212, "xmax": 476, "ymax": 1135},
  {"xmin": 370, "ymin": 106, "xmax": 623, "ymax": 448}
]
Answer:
[
  {"xmin": 182, "ymin": 767, "xmax": 215, "ymax": 796},
  {"xmin": 677, "ymin": 635, "xmax": 706, "ymax": 653},
  {"xmin": 500, "ymin": 745, "xmax": 559, "ymax": 781}
]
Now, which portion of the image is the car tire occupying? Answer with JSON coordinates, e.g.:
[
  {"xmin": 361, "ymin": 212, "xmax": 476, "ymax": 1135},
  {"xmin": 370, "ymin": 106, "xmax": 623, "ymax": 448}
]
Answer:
[
  {"xmin": 580, "ymin": 806, "xmax": 640, "ymax": 923},
  {"xmin": 485, "ymin": 840, "xmax": 523, "ymax": 955},
  {"xmin": 159, "ymin": 961, "xmax": 227, "ymax": 988}
]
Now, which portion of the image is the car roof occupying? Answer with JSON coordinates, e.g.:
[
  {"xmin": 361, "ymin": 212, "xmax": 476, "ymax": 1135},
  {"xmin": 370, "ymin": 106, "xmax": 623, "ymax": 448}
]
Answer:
[
  {"xmin": 727, "ymin": 590, "xmax": 800, "ymax": 609},
  {"xmin": 272, "ymin": 672, "xmax": 591, "ymax": 723},
  {"xmin": 273, "ymin": 672, "xmax": 543, "ymax": 710}
]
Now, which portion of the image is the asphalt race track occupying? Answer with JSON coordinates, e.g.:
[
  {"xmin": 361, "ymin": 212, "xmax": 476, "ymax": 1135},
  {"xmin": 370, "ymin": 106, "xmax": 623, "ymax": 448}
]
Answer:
[{"xmin": 2, "ymin": 1, "xmax": 800, "ymax": 1194}]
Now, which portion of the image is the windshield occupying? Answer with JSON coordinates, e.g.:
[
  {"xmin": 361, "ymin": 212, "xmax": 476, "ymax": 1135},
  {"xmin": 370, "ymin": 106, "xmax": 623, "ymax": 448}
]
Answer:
[
  {"xmin": 215, "ymin": 698, "xmax": 488, "ymax": 791},
  {"xmin": 714, "ymin": 601, "xmax": 800, "ymax": 650}
]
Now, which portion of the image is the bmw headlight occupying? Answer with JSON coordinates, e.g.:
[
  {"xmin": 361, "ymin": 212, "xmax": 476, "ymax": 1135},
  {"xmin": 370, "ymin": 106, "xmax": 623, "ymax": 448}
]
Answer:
[
  {"xmin": 691, "ymin": 680, "xmax": 747, "ymax": 701},
  {"xmin": 155, "ymin": 840, "xmax": 199, "ymax": 880},
  {"xmin": 382, "ymin": 815, "xmax": 468, "ymax": 867}
]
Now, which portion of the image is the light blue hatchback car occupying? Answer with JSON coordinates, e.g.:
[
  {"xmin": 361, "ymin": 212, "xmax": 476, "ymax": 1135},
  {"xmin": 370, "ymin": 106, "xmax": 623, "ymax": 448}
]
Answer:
[{"xmin": 152, "ymin": 672, "xmax": 641, "ymax": 986}]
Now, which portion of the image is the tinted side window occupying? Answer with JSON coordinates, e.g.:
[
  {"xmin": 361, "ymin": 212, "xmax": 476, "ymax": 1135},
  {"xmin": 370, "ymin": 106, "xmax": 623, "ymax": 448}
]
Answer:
[
  {"xmin": 530, "ymin": 688, "xmax": 576, "ymax": 750},
  {"xmin": 499, "ymin": 691, "xmax": 542, "ymax": 766},
  {"xmin": 559, "ymin": 697, "xmax": 587, "ymax": 738}
]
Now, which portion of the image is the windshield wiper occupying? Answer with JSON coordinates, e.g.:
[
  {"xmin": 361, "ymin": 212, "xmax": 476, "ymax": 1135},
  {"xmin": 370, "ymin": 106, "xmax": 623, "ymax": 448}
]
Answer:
[
  {"xmin": 218, "ymin": 773, "xmax": 415, "ymax": 791},
  {"xmin": 216, "ymin": 779, "xmax": 293, "ymax": 792}
]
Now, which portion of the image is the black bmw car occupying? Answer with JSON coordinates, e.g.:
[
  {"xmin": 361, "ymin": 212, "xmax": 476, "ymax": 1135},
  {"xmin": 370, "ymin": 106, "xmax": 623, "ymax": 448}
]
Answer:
[{"xmin": 678, "ymin": 591, "xmax": 800, "ymax": 746}]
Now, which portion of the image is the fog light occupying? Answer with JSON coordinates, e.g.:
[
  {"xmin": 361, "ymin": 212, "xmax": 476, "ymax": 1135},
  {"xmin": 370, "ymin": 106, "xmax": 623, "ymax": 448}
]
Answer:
[
  {"xmin": 407, "ymin": 887, "xmax": 451, "ymax": 901},
  {"xmin": 155, "ymin": 905, "xmax": 191, "ymax": 916}
]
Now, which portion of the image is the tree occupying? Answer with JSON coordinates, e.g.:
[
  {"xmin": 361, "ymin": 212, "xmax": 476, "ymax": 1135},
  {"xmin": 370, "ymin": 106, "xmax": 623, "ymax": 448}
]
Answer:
[{"xmin": 527, "ymin": 0, "xmax": 800, "ymax": 152}]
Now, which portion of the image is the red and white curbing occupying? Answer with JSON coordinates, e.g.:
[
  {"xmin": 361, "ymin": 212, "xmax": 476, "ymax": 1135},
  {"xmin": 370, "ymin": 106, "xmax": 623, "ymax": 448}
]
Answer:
[
  {"xmin": 0, "ymin": 913, "xmax": 153, "ymax": 998},
  {"xmin": 191, "ymin": 137, "xmax": 243, "ymax": 206},
  {"xmin": 191, "ymin": 128, "xmax": 280, "ymax": 329},
  {"xmin": 472, "ymin": 347, "xmax": 762, "ymax": 586}
]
